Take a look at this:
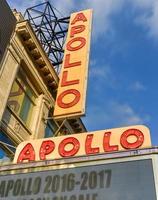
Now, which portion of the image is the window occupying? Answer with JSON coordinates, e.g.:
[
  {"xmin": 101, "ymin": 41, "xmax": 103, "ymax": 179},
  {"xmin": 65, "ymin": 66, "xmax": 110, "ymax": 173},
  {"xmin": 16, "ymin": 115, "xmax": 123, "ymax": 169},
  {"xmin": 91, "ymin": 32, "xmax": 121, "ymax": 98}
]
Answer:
[
  {"xmin": 0, "ymin": 131, "xmax": 15, "ymax": 159},
  {"xmin": 44, "ymin": 108, "xmax": 58, "ymax": 138},
  {"xmin": 7, "ymin": 70, "xmax": 36, "ymax": 127},
  {"xmin": 45, "ymin": 119, "xmax": 58, "ymax": 138}
]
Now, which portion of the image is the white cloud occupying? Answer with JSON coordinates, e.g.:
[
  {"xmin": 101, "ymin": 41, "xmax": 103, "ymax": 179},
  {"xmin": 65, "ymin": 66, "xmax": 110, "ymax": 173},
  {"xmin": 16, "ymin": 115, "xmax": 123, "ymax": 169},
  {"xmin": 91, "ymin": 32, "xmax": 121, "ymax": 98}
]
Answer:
[
  {"xmin": 7, "ymin": 0, "xmax": 158, "ymax": 40},
  {"xmin": 83, "ymin": 0, "xmax": 158, "ymax": 40},
  {"xmin": 88, "ymin": 62, "xmax": 118, "ymax": 92},
  {"xmin": 111, "ymin": 102, "xmax": 143, "ymax": 125},
  {"xmin": 7, "ymin": 0, "xmax": 42, "ymax": 14},
  {"xmin": 7, "ymin": 0, "xmax": 125, "ymax": 40},
  {"xmin": 7, "ymin": 0, "xmax": 75, "ymax": 17},
  {"xmin": 49, "ymin": 0, "xmax": 75, "ymax": 17},
  {"xmin": 81, "ymin": 0, "xmax": 124, "ymax": 40},
  {"xmin": 131, "ymin": 0, "xmax": 158, "ymax": 39},
  {"xmin": 129, "ymin": 81, "xmax": 146, "ymax": 91},
  {"xmin": 130, "ymin": 0, "xmax": 155, "ymax": 9},
  {"xmin": 83, "ymin": 101, "xmax": 150, "ymax": 131},
  {"xmin": 90, "ymin": 63, "xmax": 111, "ymax": 79}
]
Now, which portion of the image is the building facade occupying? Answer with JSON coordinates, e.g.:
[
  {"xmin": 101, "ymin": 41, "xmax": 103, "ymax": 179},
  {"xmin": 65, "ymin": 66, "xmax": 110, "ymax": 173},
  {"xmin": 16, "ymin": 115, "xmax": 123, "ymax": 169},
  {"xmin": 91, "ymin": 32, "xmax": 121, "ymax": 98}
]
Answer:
[{"xmin": 0, "ymin": 10, "xmax": 86, "ymax": 160}]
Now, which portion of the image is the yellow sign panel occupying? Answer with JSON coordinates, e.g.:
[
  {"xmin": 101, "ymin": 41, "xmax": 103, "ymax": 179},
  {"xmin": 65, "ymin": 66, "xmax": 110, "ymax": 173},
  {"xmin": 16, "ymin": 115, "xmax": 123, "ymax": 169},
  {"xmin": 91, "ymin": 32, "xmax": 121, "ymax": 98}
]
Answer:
[
  {"xmin": 54, "ymin": 9, "xmax": 92, "ymax": 119},
  {"xmin": 13, "ymin": 125, "xmax": 151, "ymax": 163}
]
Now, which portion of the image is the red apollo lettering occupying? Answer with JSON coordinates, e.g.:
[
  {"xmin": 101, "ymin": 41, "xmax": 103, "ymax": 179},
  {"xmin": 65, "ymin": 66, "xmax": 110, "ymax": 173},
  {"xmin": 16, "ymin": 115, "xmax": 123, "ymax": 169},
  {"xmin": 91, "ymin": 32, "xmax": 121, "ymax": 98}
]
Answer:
[
  {"xmin": 71, "ymin": 13, "xmax": 87, "ymax": 25},
  {"xmin": 61, "ymin": 71, "xmax": 79, "ymax": 87},
  {"xmin": 120, "ymin": 129, "xmax": 144, "ymax": 149},
  {"xmin": 64, "ymin": 54, "xmax": 81, "ymax": 68},
  {"xmin": 14, "ymin": 126, "xmax": 148, "ymax": 163},
  {"xmin": 57, "ymin": 89, "xmax": 80, "ymax": 108},
  {"xmin": 39, "ymin": 140, "xmax": 55, "ymax": 160},
  {"xmin": 66, "ymin": 37, "xmax": 86, "ymax": 51},
  {"xmin": 85, "ymin": 134, "xmax": 100, "ymax": 154},
  {"xmin": 70, "ymin": 25, "xmax": 86, "ymax": 37},
  {"xmin": 58, "ymin": 137, "xmax": 80, "ymax": 157},
  {"xmin": 17, "ymin": 143, "xmax": 35, "ymax": 163},
  {"xmin": 103, "ymin": 132, "xmax": 119, "ymax": 152}
]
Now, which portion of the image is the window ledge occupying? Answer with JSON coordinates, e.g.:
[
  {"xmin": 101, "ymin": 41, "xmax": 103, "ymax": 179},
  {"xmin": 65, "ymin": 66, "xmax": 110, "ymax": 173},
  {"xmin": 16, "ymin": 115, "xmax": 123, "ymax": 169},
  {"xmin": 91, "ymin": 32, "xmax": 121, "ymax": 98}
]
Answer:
[{"xmin": 2, "ymin": 106, "xmax": 33, "ymax": 136}]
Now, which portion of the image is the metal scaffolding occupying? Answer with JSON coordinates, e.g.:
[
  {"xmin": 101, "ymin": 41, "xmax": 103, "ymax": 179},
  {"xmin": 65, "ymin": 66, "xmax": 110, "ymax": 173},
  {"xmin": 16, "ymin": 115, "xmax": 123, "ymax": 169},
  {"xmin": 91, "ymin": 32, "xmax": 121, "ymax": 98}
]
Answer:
[{"xmin": 24, "ymin": 1, "xmax": 70, "ymax": 74}]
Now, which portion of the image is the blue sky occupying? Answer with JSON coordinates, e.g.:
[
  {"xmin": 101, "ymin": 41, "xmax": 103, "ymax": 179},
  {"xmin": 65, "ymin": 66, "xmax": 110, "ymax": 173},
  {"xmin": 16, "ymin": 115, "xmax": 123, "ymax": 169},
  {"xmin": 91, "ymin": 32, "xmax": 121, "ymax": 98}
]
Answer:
[{"xmin": 7, "ymin": 0, "xmax": 158, "ymax": 145}]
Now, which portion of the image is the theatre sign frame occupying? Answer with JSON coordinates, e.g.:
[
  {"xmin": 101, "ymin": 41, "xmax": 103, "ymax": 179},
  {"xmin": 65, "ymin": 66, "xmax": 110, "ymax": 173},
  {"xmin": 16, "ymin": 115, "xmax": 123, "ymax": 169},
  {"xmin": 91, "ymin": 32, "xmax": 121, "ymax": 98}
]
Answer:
[
  {"xmin": 54, "ymin": 9, "xmax": 92, "ymax": 120},
  {"xmin": 13, "ymin": 125, "xmax": 151, "ymax": 163},
  {"xmin": 0, "ymin": 147, "xmax": 158, "ymax": 200},
  {"xmin": 5, "ymin": 124, "xmax": 154, "ymax": 200}
]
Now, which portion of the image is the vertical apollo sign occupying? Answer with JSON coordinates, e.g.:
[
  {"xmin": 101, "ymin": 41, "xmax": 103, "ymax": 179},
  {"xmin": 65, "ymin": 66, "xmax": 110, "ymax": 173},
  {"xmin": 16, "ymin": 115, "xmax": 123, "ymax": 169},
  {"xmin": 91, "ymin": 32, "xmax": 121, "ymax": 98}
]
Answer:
[
  {"xmin": 0, "ymin": 0, "xmax": 16, "ymax": 67},
  {"xmin": 54, "ymin": 9, "xmax": 92, "ymax": 119}
]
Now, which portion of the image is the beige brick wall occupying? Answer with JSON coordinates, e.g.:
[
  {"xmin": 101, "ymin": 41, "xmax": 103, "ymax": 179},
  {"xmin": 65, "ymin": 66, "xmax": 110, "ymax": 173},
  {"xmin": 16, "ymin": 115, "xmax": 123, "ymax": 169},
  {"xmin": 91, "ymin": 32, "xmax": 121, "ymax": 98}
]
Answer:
[{"xmin": 0, "ymin": 50, "xmax": 19, "ymax": 121}]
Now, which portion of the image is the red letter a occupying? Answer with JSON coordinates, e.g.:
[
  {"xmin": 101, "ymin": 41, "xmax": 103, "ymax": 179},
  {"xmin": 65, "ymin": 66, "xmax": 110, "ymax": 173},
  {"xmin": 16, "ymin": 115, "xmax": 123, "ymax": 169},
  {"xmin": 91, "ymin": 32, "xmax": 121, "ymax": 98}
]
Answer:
[
  {"xmin": 17, "ymin": 143, "xmax": 35, "ymax": 163},
  {"xmin": 71, "ymin": 13, "xmax": 87, "ymax": 25}
]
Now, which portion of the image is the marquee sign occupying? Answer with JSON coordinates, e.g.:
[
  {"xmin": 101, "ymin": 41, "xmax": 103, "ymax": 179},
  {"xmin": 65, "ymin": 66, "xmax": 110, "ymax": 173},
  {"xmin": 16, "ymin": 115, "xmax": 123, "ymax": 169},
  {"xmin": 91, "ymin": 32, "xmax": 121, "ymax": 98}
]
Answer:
[
  {"xmin": 53, "ymin": 9, "xmax": 92, "ymax": 119},
  {"xmin": 13, "ymin": 125, "xmax": 151, "ymax": 163},
  {"xmin": 0, "ymin": 159, "xmax": 156, "ymax": 200}
]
